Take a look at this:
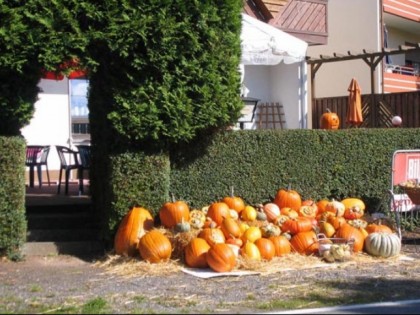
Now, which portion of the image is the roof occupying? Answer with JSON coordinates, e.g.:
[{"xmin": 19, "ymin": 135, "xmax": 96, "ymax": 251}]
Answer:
[{"xmin": 243, "ymin": 0, "xmax": 328, "ymax": 45}]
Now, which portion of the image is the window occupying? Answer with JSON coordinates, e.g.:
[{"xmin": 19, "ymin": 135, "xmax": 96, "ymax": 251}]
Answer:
[{"xmin": 70, "ymin": 79, "xmax": 90, "ymax": 142}]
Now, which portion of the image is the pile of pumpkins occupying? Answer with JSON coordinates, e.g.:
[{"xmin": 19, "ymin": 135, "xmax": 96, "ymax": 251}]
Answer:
[{"xmin": 114, "ymin": 188, "xmax": 402, "ymax": 272}]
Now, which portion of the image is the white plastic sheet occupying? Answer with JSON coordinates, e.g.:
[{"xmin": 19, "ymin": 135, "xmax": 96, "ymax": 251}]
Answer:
[{"xmin": 240, "ymin": 13, "xmax": 308, "ymax": 65}]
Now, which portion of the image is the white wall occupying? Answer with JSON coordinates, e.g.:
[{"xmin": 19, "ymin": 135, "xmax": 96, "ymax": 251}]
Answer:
[
  {"xmin": 242, "ymin": 62, "xmax": 307, "ymax": 129},
  {"xmin": 21, "ymin": 78, "xmax": 72, "ymax": 170}
]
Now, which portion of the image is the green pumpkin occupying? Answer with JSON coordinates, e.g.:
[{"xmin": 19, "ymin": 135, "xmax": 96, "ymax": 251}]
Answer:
[{"xmin": 364, "ymin": 232, "xmax": 401, "ymax": 258}]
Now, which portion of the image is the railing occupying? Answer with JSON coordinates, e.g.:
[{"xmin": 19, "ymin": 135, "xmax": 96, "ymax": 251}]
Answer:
[
  {"xmin": 385, "ymin": 64, "xmax": 420, "ymax": 76},
  {"xmin": 312, "ymin": 91, "xmax": 420, "ymax": 129}
]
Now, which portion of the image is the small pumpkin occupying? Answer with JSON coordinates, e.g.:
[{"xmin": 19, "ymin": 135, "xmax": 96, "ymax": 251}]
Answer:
[
  {"xmin": 261, "ymin": 203, "xmax": 281, "ymax": 222},
  {"xmin": 241, "ymin": 226, "xmax": 262, "ymax": 243},
  {"xmin": 114, "ymin": 206, "xmax": 154, "ymax": 257},
  {"xmin": 222, "ymin": 187, "xmax": 245, "ymax": 214},
  {"xmin": 138, "ymin": 230, "xmax": 172, "ymax": 263},
  {"xmin": 320, "ymin": 108, "xmax": 340, "ymax": 130},
  {"xmin": 241, "ymin": 205, "xmax": 258, "ymax": 221},
  {"xmin": 254, "ymin": 238, "xmax": 276, "ymax": 261},
  {"xmin": 364, "ymin": 232, "xmax": 401, "ymax": 258},
  {"xmin": 342, "ymin": 197, "xmax": 365, "ymax": 220},
  {"xmin": 198, "ymin": 228, "xmax": 226, "ymax": 246},
  {"xmin": 206, "ymin": 243, "xmax": 236, "ymax": 272},
  {"xmin": 335, "ymin": 223, "xmax": 364, "ymax": 253},
  {"xmin": 220, "ymin": 217, "xmax": 242, "ymax": 239},
  {"xmin": 174, "ymin": 217, "xmax": 191, "ymax": 233},
  {"xmin": 281, "ymin": 217, "xmax": 313, "ymax": 235},
  {"xmin": 325, "ymin": 199, "xmax": 345, "ymax": 217}
]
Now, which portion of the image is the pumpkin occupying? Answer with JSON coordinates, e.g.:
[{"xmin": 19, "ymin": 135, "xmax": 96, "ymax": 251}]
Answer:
[
  {"xmin": 206, "ymin": 202, "xmax": 231, "ymax": 226},
  {"xmin": 325, "ymin": 199, "xmax": 345, "ymax": 217},
  {"xmin": 198, "ymin": 228, "xmax": 226, "ymax": 246},
  {"xmin": 159, "ymin": 199, "xmax": 190, "ymax": 229},
  {"xmin": 342, "ymin": 197, "xmax": 365, "ymax": 220},
  {"xmin": 335, "ymin": 223, "xmax": 364, "ymax": 253},
  {"xmin": 114, "ymin": 206, "xmax": 154, "ymax": 257},
  {"xmin": 298, "ymin": 205, "xmax": 318, "ymax": 218},
  {"xmin": 366, "ymin": 223, "xmax": 393, "ymax": 234},
  {"xmin": 320, "ymin": 108, "xmax": 340, "ymax": 129},
  {"xmin": 220, "ymin": 217, "xmax": 242, "ymax": 239},
  {"xmin": 138, "ymin": 230, "xmax": 172, "ymax": 263},
  {"xmin": 184, "ymin": 238, "xmax": 211, "ymax": 268},
  {"xmin": 241, "ymin": 205, "xmax": 258, "ymax": 221},
  {"xmin": 281, "ymin": 217, "xmax": 313, "ymax": 235},
  {"xmin": 254, "ymin": 238, "xmax": 276, "ymax": 261},
  {"xmin": 290, "ymin": 230, "xmax": 319, "ymax": 255},
  {"xmin": 364, "ymin": 232, "xmax": 401, "ymax": 258},
  {"xmin": 316, "ymin": 199, "xmax": 330, "ymax": 214},
  {"xmin": 327, "ymin": 215, "xmax": 347, "ymax": 230},
  {"xmin": 206, "ymin": 243, "xmax": 236, "ymax": 272},
  {"xmin": 280, "ymin": 207, "xmax": 299, "ymax": 219},
  {"xmin": 261, "ymin": 203, "xmax": 281, "ymax": 222},
  {"xmin": 240, "ymin": 241, "xmax": 261, "ymax": 261},
  {"xmin": 319, "ymin": 221, "xmax": 336, "ymax": 238},
  {"xmin": 222, "ymin": 188, "xmax": 245, "ymax": 214},
  {"xmin": 269, "ymin": 235, "xmax": 292, "ymax": 256},
  {"xmin": 241, "ymin": 226, "xmax": 262, "ymax": 243},
  {"xmin": 274, "ymin": 187, "xmax": 302, "ymax": 211}
]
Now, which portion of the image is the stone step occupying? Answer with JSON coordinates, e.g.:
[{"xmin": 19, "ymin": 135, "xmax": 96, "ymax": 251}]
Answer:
[
  {"xmin": 22, "ymin": 241, "xmax": 105, "ymax": 256},
  {"xmin": 27, "ymin": 212, "xmax": 96, "ymax": 229},
  {"xmin": 26, "ymin": 228, "xmax": 101, "ymax": 242}
]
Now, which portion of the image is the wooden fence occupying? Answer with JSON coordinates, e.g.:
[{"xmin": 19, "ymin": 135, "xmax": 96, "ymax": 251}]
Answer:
[{"xmin": 312, "ymin": 91, "xmax": 420, "ymax": 129}]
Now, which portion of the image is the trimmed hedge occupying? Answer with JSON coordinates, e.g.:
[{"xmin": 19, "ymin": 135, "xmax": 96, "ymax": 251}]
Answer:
[{"xmin": 0, "ymin": 136, "xmax": 26, "ymax": 260}]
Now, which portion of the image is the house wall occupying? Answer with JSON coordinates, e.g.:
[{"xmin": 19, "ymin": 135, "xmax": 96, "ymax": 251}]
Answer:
[
  {"xmin": 307, "ymin": 0, "xmax": 382, "ymax": 98},
  {"xmin": 21, "ymin": 78, "xmax": 75, "ymax": 182}
]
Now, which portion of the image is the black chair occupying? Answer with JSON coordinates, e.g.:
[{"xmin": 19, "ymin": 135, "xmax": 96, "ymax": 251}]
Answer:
[
  {"xmin": 75, "ymin": 145, "xmax": 91, "ymax": 194},
  {"xmin": 26, "ymin": 145, "xmax": 51, "ymax": 188},
  {"xmin": 56, "ymin": 145, "xmax": 80, "ymax": 195}
]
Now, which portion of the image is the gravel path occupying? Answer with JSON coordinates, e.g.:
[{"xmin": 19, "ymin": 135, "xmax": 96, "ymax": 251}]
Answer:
[{"xmin": 1, "ymin": 244, "xmax": 420, "ymax": 314}]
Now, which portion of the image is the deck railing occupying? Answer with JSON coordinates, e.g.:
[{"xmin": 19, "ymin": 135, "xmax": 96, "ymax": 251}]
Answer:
[{"xmin": 312, "ymin": 91, "xmax": 420, "ymax": 129}]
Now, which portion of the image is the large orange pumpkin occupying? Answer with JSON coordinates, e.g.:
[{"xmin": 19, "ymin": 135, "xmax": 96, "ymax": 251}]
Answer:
[
  {"xmin": 320, "ymin": 108, "xmax": 340, "ymax": 130},
  {"xmin": 159, "ymin": 199, "xmax": 190, "ymax": 229},
  {"xmin": 269, "ymin": 235, "xmax": 292, "ymax": 256},
  {"xmin": 281, "ymin": 217, "xmax": 313, "ymax": 235},
  {"xmin": 274, "ymin": 188, "xmax": 302, "ymax": 211},
  {"xmin": 207, "ymin": 202, "xmax": 231, "ymax": 226},
  {"xmin": 114, "ymin": 206, "xmax": 154, "ymax": 257}
]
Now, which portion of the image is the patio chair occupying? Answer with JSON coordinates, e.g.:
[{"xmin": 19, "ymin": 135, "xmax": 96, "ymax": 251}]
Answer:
[
  {"xmin": 75, "ymin": 145, "xmax": 91, "ymax": 195},
  {"xmin": 26, "ymin": 145, "xmax": 51, "ymax": 188},
  {"xmin": 56, "ymin": 145, "xmax": 80, "ymax": 195}
]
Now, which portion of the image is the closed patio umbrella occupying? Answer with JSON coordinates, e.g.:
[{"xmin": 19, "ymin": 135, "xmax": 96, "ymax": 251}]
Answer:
[{"xmin": 346, "ymin": 78, "xmax": 363, "ymax": 127}]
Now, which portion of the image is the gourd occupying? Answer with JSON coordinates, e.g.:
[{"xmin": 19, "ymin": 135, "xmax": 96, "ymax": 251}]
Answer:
[
  {"xmin": 342, "ymin": 198, "xmax": 365, "ymax": 220},
  {"xmin": 138, "ymin": 230, "xmax": 172, "ymax": 263},
  {"xmin": 364, "ymin": 232, "xmax": 401, "ymax": 258},
  {"xmin": 320, "ymin": 108, "xmax": 340, "ymax": 129},
  {"xmin": 114, "ymin": 206, "xmax": 154, "ymax": 257}
]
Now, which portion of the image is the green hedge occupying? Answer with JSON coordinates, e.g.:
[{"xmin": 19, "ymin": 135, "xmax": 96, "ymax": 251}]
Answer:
[
  {"xmin": 169, "ymin": 128, "xmax": 420, "ymax": 212},
  {"xmin": 0, "ymin": 136, "xmax": 26, "ymax": 260}
]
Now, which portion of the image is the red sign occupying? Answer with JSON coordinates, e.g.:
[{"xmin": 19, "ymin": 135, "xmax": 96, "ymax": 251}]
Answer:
[{"xmin": 392, "ymin": 150, "xmax": 420, "ymax": 186}]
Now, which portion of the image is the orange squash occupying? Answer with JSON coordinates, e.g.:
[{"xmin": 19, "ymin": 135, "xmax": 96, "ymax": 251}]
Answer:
[{"xmin": 114, "ymin": 206, "xmax": 154, "ymax": 257}]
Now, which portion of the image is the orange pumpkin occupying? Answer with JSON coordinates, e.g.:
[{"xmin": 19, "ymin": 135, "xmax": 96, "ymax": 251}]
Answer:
[
  {"xmin": 206, "ymin": 243, "xmax": 236, "ymax": 272},
  {"xmin": 206, "ymin": 202, "xmax": 231, "ymax": 226},
  {"xmin": 220, "ymin": 217, "xmax": 242, "ymax": 239},
  {"xmin": 274, "ymin": 188, "xmax": 302, "ymax": 211},
  {"xmin": 138, "ymin": 230, "xmax": 172, "ymax": 263},
  {"xmin": 222, "ymin": 195, "xmax": 245, "ymax": 214},
  {"xmin": 269, "ymin": 235, "xmax": 292, "ymax": 256},
  {"xmin": 290, "ymin": 230, "xmax": 319, "ymax": 255},
  {"xmin": 365, "ymin": 223, "xmax": 393, "ymax": 234},
  {"xmin": 184, "ymin": 238, "xmax": 211, "ymax": 268},
  {"xmin": 114, "ymin": 206, "xmax": 154, "ymax": 257},
  {"xmin": 320, "ymin": 108, "xmax": 340, "ymax": 129},
  {"xmin": 281, "ymin": 217, "xmax": 313, "ymax": 235},
  {"xmin": 280, "ymin": 207, "xmax": 299, "ymax": 219},
  {"xmin": 159, "ymin": 199, "xmax": 190, "ymax": 229},
  {"xmin": 342, "ymin": 197, "xmax": 366, "ymax": 220},
  {"xmin": 335, "ymin": 223, "xmax": 364, "ymax": 253},
  {"xmin": 198, "ymin": 228, "xmax": 226, "ymax": 246},
  {"xmin": 254, "ymin": 238, "xmax": 276, "ymax": 261}
]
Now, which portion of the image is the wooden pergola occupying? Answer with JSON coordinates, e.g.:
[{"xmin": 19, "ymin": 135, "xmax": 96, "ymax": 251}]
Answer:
[{"xmin": 306, "ymin": 43, "xmax": 420, "ymax": 126}]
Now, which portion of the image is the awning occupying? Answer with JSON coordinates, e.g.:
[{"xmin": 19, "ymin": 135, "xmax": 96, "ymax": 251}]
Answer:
[{"xmin": 240, "ymin": 13, "xmax": 308, "ymax": 65}]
